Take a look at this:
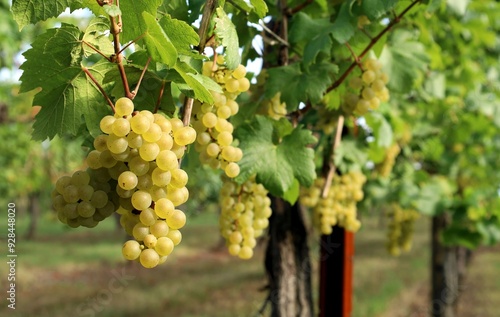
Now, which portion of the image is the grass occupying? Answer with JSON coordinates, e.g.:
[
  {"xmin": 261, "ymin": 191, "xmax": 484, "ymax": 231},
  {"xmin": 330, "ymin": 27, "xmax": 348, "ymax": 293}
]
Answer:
[{"xmin": 1, "ymin": 209, "xmax": 484, "ymax": 317}]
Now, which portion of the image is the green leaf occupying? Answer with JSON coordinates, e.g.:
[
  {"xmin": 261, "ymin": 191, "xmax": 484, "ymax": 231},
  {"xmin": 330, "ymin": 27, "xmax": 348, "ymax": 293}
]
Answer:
[
  {"xmin": 361, "ymin": 0, "xmax": 397, "ymax": 20},
  {"xmin": 214, "ymin": 7, "xmax": 240, "ymax": 69},
  {"xmin": 20, "ymin": 24, "xmax": 84, "ymax": 93},
  {"xmin": 250, "ymin": 0, "xmax": 268, "ymax": 18},
  {"xmin": 11, "ymin": 0, "xmax": 74, "ymax": 29},
  {"xmin": 283, "ymin": 179, "xmax": 300, "ymax": 205},
  {"xmin": 142, "ymin": 12, "xmax": 178, "ymax": 67},
  {"xmin": 82, "ymin": 16, "xmax": 114, "ymax": 58},
  {"xmin": 364, "ymin": 112, "xmax": 393, "ymax": 147},
  {"xmin": 19, "ymin": 24, "xmax": 115, "ymax": 139},
  {"xmin": 102, "ymin": 4, "xmax": 121, "ymax": 17},
  {"xmin": 265, "ymin": 62, "xmax": 338, "ymax": 110},
  {"xmin": 379, "ymin": 31, "xmax": 430, "ymax": 92},
  {"xmin": 159, "ymin": 15, "xmax": 200, "ymax": 56},
  {"xmin": 159, "ymin": 0, "xmax": 189, "ymax": 21},
  {"xmin": 235, "ymin": 116, "xmax": 317, "ymax": 196},
  {"xmin": 120, "ymin": 0, "xmax": 162, "ymax": 43},
  {"xmin": 331, "ymin": 2, "xmax": 357, "ymax": 44},
  {"xmin": 334, "ymin": 140, "xmax": 368, "ymax": 173},
  {"xmin": 173, "ymin": 62, "xmax": 221, "ymax": 104},
  {"xmin": 104, "ymin": 65, "xmax": 175, "ymax": 115}
]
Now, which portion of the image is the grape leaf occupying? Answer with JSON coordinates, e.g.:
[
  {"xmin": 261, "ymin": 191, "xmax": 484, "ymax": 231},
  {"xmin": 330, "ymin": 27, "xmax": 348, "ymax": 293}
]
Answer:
[
  {"xmin": 120, "ymin": 0, "xmax": 162, "ymax": 43},
  {"xmin": 360, "ymin": 0, "xmax": 398, "ymax": 20},
  {"xmin": 104, "ymin": 66, "xmax": 175, "ymax": 114},
  {"xmin": 283, "ymin": 179, "xmax": 300, "ymax": 205},
  {"xmin": 289, "ymin": 13, "xmax": 334, "ymax": 64},
  {"xmin": 159, "ymin": 0, "xmax": 189, "ymax": 21},
  {"xmin": 250, "ymin": 0, "xmax": 268, "ymax": 18},
  {"xmin": 142, "ymin": 12, "xmax": 178, "ymax": 67},
  {"xmin": 214, "ymin": 8, "xmax": 241, "ymax": 70},
  {"xmin": 330, "ymin": 2, "xmax": 357, "ymax": 44},
  {"xmin": 19, "ymin": 24, "xmax": 113, "ymax": 139},
  {"xmin": 173, "ymin": 62, "xmax": 221, "ymax": 104},
  {"xmin": 364, "ymin": 112, "xmax": 393, "ymax": 147},
  {"xmin": 159, "ymin": 15, "xmax": 200, "ymax": 56},
  {"xmin": 379, "ymin": 31, "xmax": 430, "ymax": 93},
  {"xmin": 82, "ymin": 16, "xmax": 114, "ymax": 58},
  {"xmin": 102, "ymin": 4, "xmax": 121, "ymax": 17},
  {"xmin": 265, "ymin": 62, "xmax": 338, "ymax": 110},
  {"xmin": 11, "ymin": 0, "xmax": 75, "ymax": 29},
  {"xmin": 235, "ymin": 116, "xmax": 317, "ymax": 196}
]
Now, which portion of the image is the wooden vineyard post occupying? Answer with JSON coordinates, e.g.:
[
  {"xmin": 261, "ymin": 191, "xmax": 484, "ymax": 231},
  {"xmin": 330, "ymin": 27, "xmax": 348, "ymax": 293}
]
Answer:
[{"xmin": 319, "ymin": 226, "xmax": 355, "ymax": 317}]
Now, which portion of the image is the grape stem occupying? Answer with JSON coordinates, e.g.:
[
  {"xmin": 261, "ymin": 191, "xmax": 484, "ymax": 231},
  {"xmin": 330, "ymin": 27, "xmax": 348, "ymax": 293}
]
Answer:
[
  {"xmin": 325, "ymin": 0, "xmax": 421, "ymax": 94},
  {"xmin": 82, "ymin": 41, "xmax": 112, "ymax": 62},
  {"xmin": 287, "ymin": 0, "xmax": 314, "ymax": 15},
  {"xmin": 82, "ymin": 67, "xmax": 115, "ymax": 113},
  {"xmin": 321, "ymin": 115, "xmax": 344, "ymax": 199},
  {"xmin": 154, "ymin": 81, "xmax": 166, "ymax": 114},
  {"xmin": 345, "ymin": 42, "xmax": 364, "ymax": 71},
  {"xmin": 180, "ymin": 0, "xmax": 219, "ymax": 131},
  {"xmin": 130, "ymin": 57, "xmax": 151, "ymax": 100},
  {"xmin": 107, "ymin": 0, "xmax": 133, "ymax": 99}
]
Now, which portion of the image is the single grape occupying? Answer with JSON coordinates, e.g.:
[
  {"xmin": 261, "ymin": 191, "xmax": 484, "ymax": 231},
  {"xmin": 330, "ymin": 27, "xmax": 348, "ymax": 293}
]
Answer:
[
  {"xmin": 140, "ymin": 249, "xmax": 160, "ymax": 268},
  {"xmin": 131, "ymin": 190, "xmax": 152, "ymax": 211},
  {"xmin": 122, "ymin": 240, "xmax": 142, "ymax": 260},
  {"xmin": 118, "ymin": 171, "xmax": 138, "ymax": 190},
  {"xmin": 155, "ymin": 237, "xmax": 174, "ymax": 256},
  {"xmin": 115, "ymin": 97, "xmax": 134, "ymax": 117},
  {"xmin": 173, "ymin": 126, "xmax": 197, "ymax": 146}
]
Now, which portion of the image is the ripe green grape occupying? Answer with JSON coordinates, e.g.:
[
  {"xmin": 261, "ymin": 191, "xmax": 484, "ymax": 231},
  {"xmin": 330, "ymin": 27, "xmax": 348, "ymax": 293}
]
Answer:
[
  {"xmin": 122, "ymin": 240, "xmax": 142, "ymax": 260},
  {"xmin": 131, "ymin": 190, "xmax": 152, "ymax": 211},
  {"xmin": 169, "ymin": 169, "xmax": 188, "ymax": 188},
  {"xmin": 173, "ymin": 126, "xmax": 197, "ymax": 146},
  {"xmin": 224, "ymin": 162, "xmax": 240, "ymax": 178},
  {"xmin": 152, "ymin": 168, "xmax": 171, "ymax": 187},
  {"xmin": 166, "ymin": 209, "xmax": 186, "ymax": 230},
  {"xmin": 143, "ymin": 234, "xmax": 158, "ymax": 248},
  {"xmin": 100, "ymin": 115, "xmax": 116, "ymax": 134},
  {"xmin": 140, "ymin": 249, "xmax": 160, "ymax": 268},
  {"xmin": 139, "ymin": 142, "xmax": 160, "ymax": 161},
  {"xmin": 112, "ymin": 118, "xmax": 131, "ymax": 137},
  {"xmin": 155, "ymin": 237, "xmax": 174, "ymax": 256},
  {"xmin": 90, "ymin": 190, "xmax": 108, "ymax": 208},
  {"xmin": 118, "ymin": 171, "xmax": 138, "ymax": 190},
  {"xmin": 150, "ymin": 219, "xmax": 170, "ymax": 238},
  {"xmin": 115, "ymin": 97, "xmax": 134, "ymax": 117},
  {"xmin": 202, "ymin": 112, "xmax": 218, "ymax": 128},
  {"xmin": 131, "ymin": 114, "xmax": 151, "ymax": 135},
  {"xmin": 71, "ymin": 170, "xmax": 90, "ymax": 186},
  {"xmin": 142, "ymin": 123, "xmax": 162, "ymax": 143}
]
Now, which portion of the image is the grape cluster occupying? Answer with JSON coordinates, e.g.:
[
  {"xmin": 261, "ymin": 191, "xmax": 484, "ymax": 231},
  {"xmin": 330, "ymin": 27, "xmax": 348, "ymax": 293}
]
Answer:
[
  {"xmin": 343, "ymin": 57, "xmax": 390, "ymax": 115},
  {"xmin": 376, "ymin": 143, "xmax": 401, "ymax": 178},
  {"xmin": 259, "ymin": 92, "xmax": 287, "ymax": 120},
  {"xmin": 301, "ymin": 172, "xmax": 366, "ymax": 234},
  {"xmin": 191, "ymin": 57, "xmax": 247, "ymax": 177},
  {"xmin": 52, "ymin": 169, "xmax": 117, "ymax": 228},
  {"xmin": 219, "ymin": 176, "xmax": 272, "ymax": 259},
  {"xmin": 386, "ymin": 204, "xmax": 420, "ymax": 256},
  {"xmin": 52, "ymin": 97, "xmax": 194, "ymax": 268}
]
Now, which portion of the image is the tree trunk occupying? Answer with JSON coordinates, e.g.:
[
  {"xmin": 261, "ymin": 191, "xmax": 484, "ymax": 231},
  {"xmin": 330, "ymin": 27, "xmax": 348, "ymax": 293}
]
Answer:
[
  {"xmin": 431, "ymin": 214, "xmax": 460, "ymax": 317},
  {"xmin": 25, "ymin": 192, "xmax": 40, "ymax": 240},
  {"xmin": 265, "ymin": 197, "xmax": 313, "ymax": 317}
]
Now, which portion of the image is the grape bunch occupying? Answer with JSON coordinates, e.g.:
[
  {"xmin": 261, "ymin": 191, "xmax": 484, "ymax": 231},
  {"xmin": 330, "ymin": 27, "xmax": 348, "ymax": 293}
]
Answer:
[
  {"xmin": 343, "ymin": 57, "xmax": 390, "ymax": 115},
  {"xmin": 300, "ymin": 172, "xmax": 366, "ymax": 234},
  {"xmin": 191, "ymin": 56, "xmax": 247, "ymax": 177},
  {"xmin": 385, "ymin": 204, "xmax": 420, "ymax": 256},
  {"xmin": 219, "ymin": 176, "xmax": 272, "ymax": 259},
  {"xmin": 258, "ymin": 92, "xmax": 287, "ymax": 120},
  {"xmin": 376, "ymin": 143, "xmax": 401, "ymax": 178},
  {"xmin": 52, "ymin": 97, "xmax": 194, "ymax": 268},
  {"xmin": 51, "ymin": 169, "xmax": 117, "ymax": 228}
]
